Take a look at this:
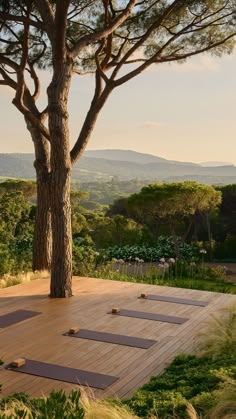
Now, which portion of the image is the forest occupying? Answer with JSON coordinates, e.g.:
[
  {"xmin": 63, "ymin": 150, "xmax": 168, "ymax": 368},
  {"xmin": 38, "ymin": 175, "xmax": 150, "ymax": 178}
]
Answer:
[{"xmin": 1, "ymin": 178, "xmax": 236, "ymax": 294}]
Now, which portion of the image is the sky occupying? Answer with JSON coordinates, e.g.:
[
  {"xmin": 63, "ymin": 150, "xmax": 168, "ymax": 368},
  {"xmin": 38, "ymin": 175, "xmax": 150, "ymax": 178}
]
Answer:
[{"xmin": 0, "ymin": 50, "xmax": 235, "ymax": 164}]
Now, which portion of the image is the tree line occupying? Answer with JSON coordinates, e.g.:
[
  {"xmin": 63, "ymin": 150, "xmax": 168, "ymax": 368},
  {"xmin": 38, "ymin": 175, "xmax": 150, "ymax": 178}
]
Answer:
[{"xmin": 1, "ymin": 179, "xmax": 236, "ymax": 278}]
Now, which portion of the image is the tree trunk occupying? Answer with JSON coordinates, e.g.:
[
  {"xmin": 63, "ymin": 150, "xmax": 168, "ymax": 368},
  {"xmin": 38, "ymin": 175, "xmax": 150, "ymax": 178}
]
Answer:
[
  {"xmin": 206, "ymin": 211, "xmax": 213, "ymax": 260},
  {"xmin": 26, "ymin": 121, "xmax": 52, "ymax": 271},
  {"xmin": 48, "ymin": 61, "xmax": 73, "ymax": 298},
  {"xmin": 33, "ymin": 165, "xmax": 52, "ymax": 271},
  {"xmin": 169, "ymin": 223, "xmax": 181, "ymax": 259}
]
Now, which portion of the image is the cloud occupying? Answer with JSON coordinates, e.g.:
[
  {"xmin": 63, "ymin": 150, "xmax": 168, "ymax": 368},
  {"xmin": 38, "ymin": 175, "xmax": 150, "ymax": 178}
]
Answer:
[{"xmin": 143, "ymin": 121, "xmax": 162, "ymax": 128}]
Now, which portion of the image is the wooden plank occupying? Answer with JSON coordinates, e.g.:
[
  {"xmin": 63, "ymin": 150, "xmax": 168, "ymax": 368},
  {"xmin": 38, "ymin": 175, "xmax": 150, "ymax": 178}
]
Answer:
[
  {"xmin": 0, "ymin": 276, "xmax": 235, "ymax": 398},
  {"xmin": 0, "ymin": 310, "xmax": 41, "ymax": 328}
]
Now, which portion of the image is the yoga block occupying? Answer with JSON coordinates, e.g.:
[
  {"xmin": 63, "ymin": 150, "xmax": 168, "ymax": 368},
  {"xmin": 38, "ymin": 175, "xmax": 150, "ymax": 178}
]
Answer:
[
  {"xmin": 112, "ymin": 308, "xmax": 120, "ymax": 314},
  {"xmin": 12, "ymin": 358, "xmax": 26, "ymax": 367},
  {"xmin": 69, "ymin": 327, "xmax": 80, "ymax": 334},
  {"xmin": 140, "ymin": 293, "xmax": 148, "ymax": 298}
]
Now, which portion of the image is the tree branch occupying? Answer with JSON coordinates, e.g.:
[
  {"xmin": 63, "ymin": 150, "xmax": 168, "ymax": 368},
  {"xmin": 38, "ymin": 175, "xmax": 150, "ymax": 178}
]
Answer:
[
  {"xmin": 70, "ymin": 84, "xmax": 113, "ymax": 164},
  {"xmin": 110, "ymin": 0, "xmax": 181, "ymax": 81},
  {"xmin": 71, "ymin": 0, "xmax": 137, "ymax": 57},
  {"xmin": 0, "ymin": 11, "xmax": 44, "ymax": 30},
  {"xmin": 34, "ymin": 0, "xmax": 55, "ymax": 43}
]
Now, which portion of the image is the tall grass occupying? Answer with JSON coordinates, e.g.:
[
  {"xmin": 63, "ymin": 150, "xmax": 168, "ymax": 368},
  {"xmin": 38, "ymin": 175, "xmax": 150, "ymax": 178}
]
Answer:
[
  {"xmin": 208, "ymin": 378, "xmax": 236, "ymax": 419},
  {"xmin": 80, "ymin": 389, "xmax": 139, "ymax": 419},
  {"xmin": 0, "ymin": 270, "xmax": 49, "ymax": 289},
  {"xmin": 197, "ymin": 303, "xmax": 236, "ymax": 359}
]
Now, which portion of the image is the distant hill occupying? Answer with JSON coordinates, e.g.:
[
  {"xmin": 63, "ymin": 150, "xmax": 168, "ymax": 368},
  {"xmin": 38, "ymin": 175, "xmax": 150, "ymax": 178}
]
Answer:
[
  {"xmin": 84, "ymin": 149, "xmax": 198, "ymax": 166},
  {"xmin": 0, "ymin": 150, "xmax": 236, "ymax": 185},
  {"xmin": 200, "ymin": 161, "xmax": 232, "ymax": 167}
]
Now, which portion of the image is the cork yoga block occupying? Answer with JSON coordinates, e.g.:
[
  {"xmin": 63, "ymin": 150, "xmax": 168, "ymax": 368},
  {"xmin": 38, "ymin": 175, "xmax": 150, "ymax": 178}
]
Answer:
[
  {"xmin": 112, "ymin": 308, "xmax": 120, "ymax": 314},
  {"xmin": 12, "ymin": 358, "xmax": 26, "ymax": 367},
  {"xmin": 69, "ymin": 327, "xmax": 80, "ymax": 334}
]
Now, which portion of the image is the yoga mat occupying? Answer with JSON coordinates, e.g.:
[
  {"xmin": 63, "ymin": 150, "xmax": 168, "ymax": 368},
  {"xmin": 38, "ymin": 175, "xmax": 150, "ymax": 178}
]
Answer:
[
  {"xmin": 139, "ymin": 294, "xmax": 208, "ymax": 307},
  {"xmin": 109, "ymin": 309, "xmax": 188, "ymax": 324},
  {"xmin": 0, "ymin": 310, "xmax": 41, "ymax": 328},
  {"xmin": 6, "ymin": 359, "xmax": 119, "ymax": 390},
  {"xmin": 64, "ymin": 329, "xmax": 157, "ymax": 349}
]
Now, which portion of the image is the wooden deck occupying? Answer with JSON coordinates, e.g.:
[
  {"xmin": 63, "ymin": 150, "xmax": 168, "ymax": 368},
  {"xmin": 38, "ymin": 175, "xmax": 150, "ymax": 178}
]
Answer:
[{"xmin": 0, "ymin": 277, "xmax": 235, "ymax": 399}]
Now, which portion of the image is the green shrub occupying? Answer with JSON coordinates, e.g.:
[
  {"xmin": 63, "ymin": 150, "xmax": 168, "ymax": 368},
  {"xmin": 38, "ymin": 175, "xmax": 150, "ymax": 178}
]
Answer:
[
  {"xmin": 0, "ymin": 390, "xmax": 84, "ymax": 418},
  {"xmin": 0, "ymin": 359, "xmax": 2, "ymax": 394},
  {"xmin": 101, "ymin": 236, "xmax": 197, "ymax": 262},
  {"xmin": 0, "ymin": 244, "xmax": 14, "ymax": 276},
  {"xmin": 125, "ymin": 353, "xmax": 236, "ymax": 418},
  {"xmin": 0, "ymin": 237, "xmax": 33, "ymax": 277},
  {"xmin": 0, "ymin": 390, "xmax": 139, "ymax": 419},
  {"xmin": 208, "ymin": 378, "xmax": 236, "ymax": 419},
  {"xmin": 72, "ymin": 242, "xmax": 96, "ymax": 276}
]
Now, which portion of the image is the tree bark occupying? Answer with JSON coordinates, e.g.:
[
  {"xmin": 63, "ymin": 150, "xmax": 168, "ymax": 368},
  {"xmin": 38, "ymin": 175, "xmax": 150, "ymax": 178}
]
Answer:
[
  {"xmin": 48, "ymin": 61, "xmax": 73, "ymax": 298},
  {"xmin": 206, "ymin": 211, "xmax": 213, "ymax": 260},
  {"xmin": 33, "ymin": 156, "xmax": 52, "ymax": 271},
  {"xmin": 169, "ymin": 222, "xmax": 181, "ymax": 259},
  {"xmin": 26, "ymin": 121, "xmax": 52, "ymax": 271}
]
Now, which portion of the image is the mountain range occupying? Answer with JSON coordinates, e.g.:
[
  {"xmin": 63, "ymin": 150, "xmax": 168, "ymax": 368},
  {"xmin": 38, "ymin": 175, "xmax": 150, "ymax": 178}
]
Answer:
[{"xmin": 0, "ymin": 149, "xmax": 236, "ymax": 185}]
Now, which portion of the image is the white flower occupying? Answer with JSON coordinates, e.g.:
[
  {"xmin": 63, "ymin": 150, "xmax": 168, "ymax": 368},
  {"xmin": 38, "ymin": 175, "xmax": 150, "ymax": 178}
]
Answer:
[
  {"xmin": 169, "ymin": 258, "xmax": 175, "ymax": 263},
  {"xmin": 199, "ymin": 249, "xmax": 207, "ymax": 254},
  {"xmin": 160, "ymin": 258, "xmax": 165, "ymax": 263},
  {"xmin": 190, "ymin": 262, "xmax": 196, "ymax": 267},
  {"xmin": 94, "ymin": 251, "xmax": 100, "ymax": 256},
  {"xmin": 163, "ymin": 262, "xmax": 169, "ymax": 269}
]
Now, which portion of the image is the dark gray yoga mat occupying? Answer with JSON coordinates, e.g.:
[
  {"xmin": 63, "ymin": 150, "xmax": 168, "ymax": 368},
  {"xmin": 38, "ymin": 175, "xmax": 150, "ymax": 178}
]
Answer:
[
  {"xmin": 64, "ymin": 329, "xmax": 157, "ymax": 349},
  {"xmin": 0, "ymin": 310, "xmax": 41, "ymax": 328},
  {"xmin": 6, "ymin": 359, "xmax": 119, "ymax": 389},
  {"xmin": 109, "ymin": 309, "xmax": 188, "ymax": 324},
  {"xmin": 139, "ymin": 294, "xmax": 208, "ymax": 307}
]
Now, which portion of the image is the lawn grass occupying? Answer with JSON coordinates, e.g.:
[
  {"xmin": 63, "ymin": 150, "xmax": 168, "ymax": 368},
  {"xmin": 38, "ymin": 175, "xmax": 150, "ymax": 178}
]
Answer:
[{"xmin": 92, "ymin": 270, "xmax": 236, "ymax": 294}]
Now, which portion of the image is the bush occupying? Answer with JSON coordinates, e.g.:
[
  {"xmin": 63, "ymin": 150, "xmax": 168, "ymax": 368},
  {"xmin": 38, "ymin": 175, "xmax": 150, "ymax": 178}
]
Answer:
[
  {"xmin": 0, "ymin": 237, "xmax": 33, "ymax": 277},
  {"xmin": 0, "ymin": 389, "xmax": 139, "ymax": 419},
  {"xmin": 0, "ymin": 390, "xmax": 84, "ymax": 418},
  {"xmin": 125, "ymin": 353, "xmax": 236, "ymax": 419},
  {"xmin": 72, "ymin": 241, "xmax": 96, "ymax": 276},
  {"xmin": 101, "ymin": 236, "xmax": 197, "ymax": 263}
]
